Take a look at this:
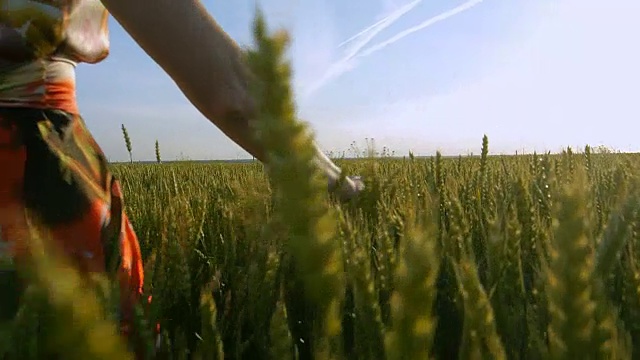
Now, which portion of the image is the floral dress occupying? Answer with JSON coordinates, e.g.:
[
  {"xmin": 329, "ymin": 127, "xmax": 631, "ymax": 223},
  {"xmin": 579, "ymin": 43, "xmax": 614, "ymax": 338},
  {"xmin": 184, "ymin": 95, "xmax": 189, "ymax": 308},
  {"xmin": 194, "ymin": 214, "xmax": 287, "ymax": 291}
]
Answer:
[{"xmin": 0, "ymin": 0, "xmax": 149, "ymax": 346}]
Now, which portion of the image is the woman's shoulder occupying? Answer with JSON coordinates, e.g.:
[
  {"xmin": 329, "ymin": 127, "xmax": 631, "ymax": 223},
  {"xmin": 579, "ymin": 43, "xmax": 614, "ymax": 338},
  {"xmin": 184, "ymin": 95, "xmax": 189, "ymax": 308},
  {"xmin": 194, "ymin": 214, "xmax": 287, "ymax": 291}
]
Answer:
[{"xmin": 0, "ymin": 0, "xmax": 110, "ymax": 65}]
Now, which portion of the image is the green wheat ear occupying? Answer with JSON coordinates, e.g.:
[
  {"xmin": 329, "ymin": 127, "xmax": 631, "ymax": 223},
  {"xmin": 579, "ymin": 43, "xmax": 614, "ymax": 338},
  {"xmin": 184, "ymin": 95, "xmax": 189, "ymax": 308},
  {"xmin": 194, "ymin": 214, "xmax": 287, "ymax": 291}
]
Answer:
[
  {"xmin": 246, "ymin": 8, "xmax": 344, "ymax": 358},
  {"xmin": 270, "ymin": 290, "xmax": 296, "ymax": 360},
  {"xmin": 546, "ymin": 169, "xmax": 597, "ymax": 359},
  {"xmin": 19, "ymin": 214, "xmax": 133, "ymax": 359},
  {"xmin": 454, "ymin": 257, "xmax": 507, "ymax": 360},
  {"xmin": 384, "ymin": 207, "xmax": 440, "ymax": 360},
  {"xmin": 343, "ymin": 214, "xmax": 385, "ymax": 359},
  {"xmin": 194, "ymin": 289, "xmax": 224, "ymax": 359}
]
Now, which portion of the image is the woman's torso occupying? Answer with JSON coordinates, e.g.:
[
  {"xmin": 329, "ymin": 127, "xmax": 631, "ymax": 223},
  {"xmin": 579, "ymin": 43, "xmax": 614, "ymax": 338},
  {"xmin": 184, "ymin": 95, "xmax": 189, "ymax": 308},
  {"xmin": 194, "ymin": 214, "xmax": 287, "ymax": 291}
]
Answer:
[{"xmin": 0, "ymin": 0, "xmax": 110, "ymax": 113}]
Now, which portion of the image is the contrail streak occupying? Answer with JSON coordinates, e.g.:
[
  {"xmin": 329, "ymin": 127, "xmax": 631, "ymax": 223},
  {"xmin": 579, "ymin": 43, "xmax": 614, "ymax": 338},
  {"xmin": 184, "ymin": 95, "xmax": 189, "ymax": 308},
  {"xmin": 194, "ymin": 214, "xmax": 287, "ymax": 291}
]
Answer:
[
  {"xmin": 302, "ymin": 0, "xmax": 484, "ymax": 101},
  {"xmin": 337, "ymin": 18, "xmax": 388, "ymax": 48},
  {"xmin": 338, "ymin": 0, "xmax": 423, "ymax": 49},
  {"xmin": 340, "ymin": 0, "xmax": 422, "ymax": 62},
  {"xmin": 302, "ymin": 0, "xmax": 422, "ymax": 100},
  {"xmin": 338, "ymin": 17, "xmax": 393, "ymax": 49},
  {"xmin": 358, "ymin": 0, "xmax": 484, "ymax": 58}
]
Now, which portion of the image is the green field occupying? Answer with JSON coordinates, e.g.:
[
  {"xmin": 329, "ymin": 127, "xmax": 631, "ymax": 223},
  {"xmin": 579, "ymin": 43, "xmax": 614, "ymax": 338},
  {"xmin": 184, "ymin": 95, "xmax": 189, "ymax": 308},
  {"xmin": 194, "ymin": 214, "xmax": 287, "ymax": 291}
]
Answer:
[
  {"xmin": 122, "ymin": 150, "xmax": 640, "ymax": 360},
  {"xmin": 118, "ymin": 150, "xmax": 640, "ymax": 360},
  {"xmin": 2, "ymin": 11, "xmax": 640, "ymax": 360},
  {"xmin": 5, "ymin": 148, "xmax": 640, "ymax": 359}
]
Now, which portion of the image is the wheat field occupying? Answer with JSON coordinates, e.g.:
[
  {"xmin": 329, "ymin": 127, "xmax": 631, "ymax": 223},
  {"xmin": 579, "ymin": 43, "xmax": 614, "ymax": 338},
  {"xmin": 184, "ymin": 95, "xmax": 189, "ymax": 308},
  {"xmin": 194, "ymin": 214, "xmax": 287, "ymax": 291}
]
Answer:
[{"xmin": 2, "ymin": 10, "xmax": 640, "ymax": 360}]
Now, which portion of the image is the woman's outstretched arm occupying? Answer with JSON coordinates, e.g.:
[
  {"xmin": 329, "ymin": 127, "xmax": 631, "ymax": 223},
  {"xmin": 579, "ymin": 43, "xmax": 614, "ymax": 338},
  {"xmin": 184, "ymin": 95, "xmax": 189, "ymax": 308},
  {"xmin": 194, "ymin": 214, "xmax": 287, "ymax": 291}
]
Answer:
[
  {"xmin": 101, "ymin": 0, "xmax": 264, "ymax": 160},
  {"xmin": 100, "ymin": 0, "xmax": 362, "ymax": 198}
]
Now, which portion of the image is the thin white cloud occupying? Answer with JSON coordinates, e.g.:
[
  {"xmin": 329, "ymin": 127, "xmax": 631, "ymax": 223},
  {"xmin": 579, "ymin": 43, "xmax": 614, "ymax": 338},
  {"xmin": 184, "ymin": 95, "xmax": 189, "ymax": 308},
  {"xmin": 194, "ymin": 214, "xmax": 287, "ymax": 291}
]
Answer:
[
  {"xmin": 336, "ymin": 17, "xmax": 388, "ymax": 49},
  {"xmin": 338, "ymin": 0, "xmax": 422, "ymax": 53},
  {"xmin": 358, "ymin": 0, "xmax": 484, "ymax": 58},
  {"xmin": 301, "ymin": 0, "xmax": 422, "ymax": 101},
  {"xmin": 335, "ymin": 0, "xmax": 640, "ymax": 155},
  {"xmin": 337, "ymin": 11, "xmax": 399, "ymax": 49},
  {"xmin": 301, "ymin": 0, "xmax": 485, "ymax": 102}
]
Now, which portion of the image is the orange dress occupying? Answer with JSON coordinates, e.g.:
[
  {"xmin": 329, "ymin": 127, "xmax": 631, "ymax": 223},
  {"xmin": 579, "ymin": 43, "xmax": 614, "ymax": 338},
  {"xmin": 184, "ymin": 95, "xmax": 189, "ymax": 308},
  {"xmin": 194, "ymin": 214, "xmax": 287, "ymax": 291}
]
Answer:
[{"xmin": 0, "ymin": 0, "xmax": 148, "ymax": 347}]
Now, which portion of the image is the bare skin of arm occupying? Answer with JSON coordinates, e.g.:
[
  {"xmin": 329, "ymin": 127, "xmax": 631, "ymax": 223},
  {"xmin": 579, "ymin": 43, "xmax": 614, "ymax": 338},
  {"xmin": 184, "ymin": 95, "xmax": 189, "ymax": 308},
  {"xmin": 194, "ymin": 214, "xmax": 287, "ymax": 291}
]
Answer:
[{"xmin": 100, "ymin": 0, "xmax": 362, "ymax": 198}]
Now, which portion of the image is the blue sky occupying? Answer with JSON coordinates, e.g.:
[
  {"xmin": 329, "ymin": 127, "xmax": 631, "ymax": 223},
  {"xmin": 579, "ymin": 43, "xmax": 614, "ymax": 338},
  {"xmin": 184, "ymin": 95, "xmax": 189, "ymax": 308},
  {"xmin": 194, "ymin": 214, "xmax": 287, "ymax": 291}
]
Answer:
[{"xmin": 76, "ymin": 0, "xmax": 640, "ymax": 161}]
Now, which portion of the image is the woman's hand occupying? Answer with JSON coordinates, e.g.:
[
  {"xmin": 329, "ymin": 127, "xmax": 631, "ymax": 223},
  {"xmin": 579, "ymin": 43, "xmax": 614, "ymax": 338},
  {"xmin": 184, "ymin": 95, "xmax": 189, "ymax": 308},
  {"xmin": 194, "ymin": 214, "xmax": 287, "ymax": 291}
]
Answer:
[{"xmin": 335, "ymin": 176, "xmax": 365, "ymax": 202}]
